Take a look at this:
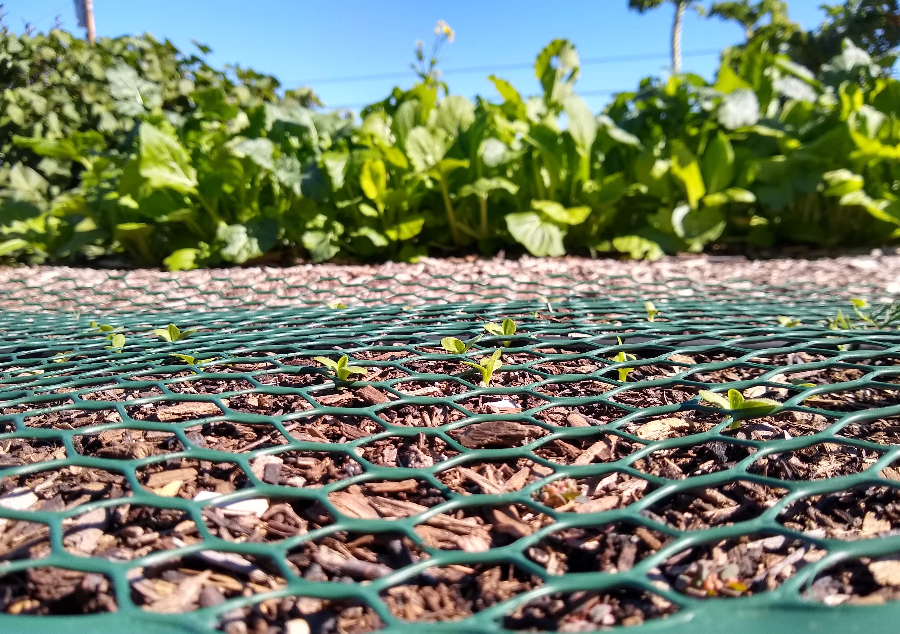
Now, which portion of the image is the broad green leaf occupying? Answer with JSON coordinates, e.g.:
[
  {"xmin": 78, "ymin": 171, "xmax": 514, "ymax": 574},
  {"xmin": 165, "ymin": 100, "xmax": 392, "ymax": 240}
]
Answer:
[
  {"xmin": 728, "ymin": 389, "xmax": 745, "ymax": 409},
  {"xmin": 107, "ymin": 63, "xmax": 163, "ymax": 116},
  {"xmin": 434, "ymin": 95, "xmax": 475, "ymax": 137},
  {"xmin": 822, "ymin": 169, "xmax": 864, "ymax": 197},
  {"xmin": 459, "ymin": 177, "xmax": 518, "ymax": 198},
  {"xmin": 671, "ymin": 205, "xmax": 726, "ymax": 244},
  {"xmin": 701, "ymin": 133, "xmax": 734, "ymax": 194},
  {"xmin": 489, "ymin": 75, "xmax": 528, "ymax": 119},
  {"xmin": 480, "ymin": 138, "xmax": 512, "ymax": 167},
  {"xmin": 611, "ymin": 235, "xmax": 664, "ymax": 261},
  {"xmin": 532, "ymin": 200, "xmax": 591, "ymax": 225},
  {"xmin": 138, "ymin": 123, "xmax": 197, "ymax": 194},
  {"xmin": 535, "ymin": 39, "xmax": 579, "ymax": 106},
  {"xmin": 228, "ymin": 137, "xmax": 275, "ymax": 170},
  {"xmin": 164, "ymin": 248, "xmax": 202, "ymax": 271},
  {"xmin": 718, "ymin": 89, "xmax": 760, "ymax": 130},
  {"xmin": 0, "ymin": 238, "xmax": 29, "ymax": 257},
  {"xmin": 360, "ymin": 159, "xmax": 387, "ymax": 202},
  {"xmin": 506, "ymin": 211, "xmax": 566, "ymax": 257},
  {"xmin": 714, "ymin": 62, "xmax": 752, "ymax": 94},
  {"xmin": 385, "ymin": 215, "xmax": 425, "ymax": 241},
  {"xmin": 441, "ymin": 337, "xmax": 467, "ymax": 354},
  {"xmin": 405, "ymin": 127, "xmax": 447, "ymax": 173},
  {"xmin": 563, "ymin": 95, "xmax": 596, "ymax": 152},
  {"xmin": 670, "ymin": 141, "xmax": 706, "ymax": 209},
  {"xmin": 216, "ymin": 220, "xmax": 278, "ymax": 264}
]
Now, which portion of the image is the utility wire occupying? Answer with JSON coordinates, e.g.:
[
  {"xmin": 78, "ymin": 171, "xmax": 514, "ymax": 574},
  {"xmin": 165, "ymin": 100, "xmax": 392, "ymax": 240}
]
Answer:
[{"xmin": 287, "ymin": 48, "xmax": 721, "ymax": 86}]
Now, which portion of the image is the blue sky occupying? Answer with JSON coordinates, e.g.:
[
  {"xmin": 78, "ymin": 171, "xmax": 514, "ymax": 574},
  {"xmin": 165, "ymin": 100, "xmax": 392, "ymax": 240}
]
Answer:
[{"xmin": 8, "ymin": 0, "xmax": 828, "ymax": 112}]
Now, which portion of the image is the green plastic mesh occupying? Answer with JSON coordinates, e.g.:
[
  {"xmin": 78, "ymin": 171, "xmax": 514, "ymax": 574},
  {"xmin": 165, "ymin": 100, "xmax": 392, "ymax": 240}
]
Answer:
[{"xmin": 2, "ymin": 273, "xmax": 900, "ymax": 634}]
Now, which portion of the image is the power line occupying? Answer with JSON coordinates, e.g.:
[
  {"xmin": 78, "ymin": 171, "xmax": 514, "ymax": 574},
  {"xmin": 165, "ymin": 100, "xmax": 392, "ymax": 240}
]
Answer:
[
  {"xmin": 287, "ymin": 48, "xmax": 721, "ymax": 87},
  {"xmin": 327, "ymin": 87, "xmax": 630, "ymax": 110}
]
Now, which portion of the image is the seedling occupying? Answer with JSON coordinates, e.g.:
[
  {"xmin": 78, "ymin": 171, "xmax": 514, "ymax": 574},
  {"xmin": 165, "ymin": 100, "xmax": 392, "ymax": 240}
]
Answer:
[
  {"xmin": 644, "ymin": 301, "xmax": 659, "ymax": 322},
  {"xmin": 790, "ymin": 380, "xmax": 817, "ymax": 404},
  {"xmin": 52, "ymin": 350, "xmax": 74, "ymax": 363},
  {"xmin": 462, "ymin": 349, "xmax": 503, "ymax": 386},
  {"xmin": 154, "ymin": 323, "xmax": 197, "ymax": 342},
  {"xmin": 328, "ymin": 302, "xmax": 348, "ymax": 309},
  {"xmin": 777, "ymin": 315, "xmax": 800, "ymax": 328},
  {"xmin": 106, "ymin": 333, "xmax": 126, "ymax": 352},
  {"xmin": 89, "ymin": 320, "xmax": 118, "ymax": 334},
  {"xmin": 610, "ymin": 337, "xmax": 636, "ymax": 382},
  {"xmin": 484, "ymin": 318, "xmax": 516, "ymax": 347},
  {"xmin": 828, "ymin": 298, "xmax": 900, "ymax": 331},
  {"xmin": 441, "ymin": 334, "xmax": 482, "ymax": 354},
  {"xmin": 698, "ymin": 388, "xmax": 781, "ymax": 430},
  {"xmin": 170, "ymin": 353, "xmax": 216, "ymax": 366},
  {"xmin": 314, "ymin": 355, "xmax": 367, "ymax": 382},
  {"xmin": 539, "ymin": 478, "xmax": 582, "ymax": 508}
]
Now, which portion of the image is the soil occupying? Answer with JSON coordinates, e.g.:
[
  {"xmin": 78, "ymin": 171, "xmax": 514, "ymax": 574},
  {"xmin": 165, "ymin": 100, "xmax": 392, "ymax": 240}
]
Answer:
[{"xmin": 3, "ymin": 306, "xmax": 900, "ymax": 630}]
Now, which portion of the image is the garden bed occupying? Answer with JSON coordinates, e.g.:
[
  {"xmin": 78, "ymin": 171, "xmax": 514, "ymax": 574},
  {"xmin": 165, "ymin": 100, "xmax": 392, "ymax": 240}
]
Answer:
[{"xmin": 2, "ymin": 289, "xmax": 900, "ymax": 632}]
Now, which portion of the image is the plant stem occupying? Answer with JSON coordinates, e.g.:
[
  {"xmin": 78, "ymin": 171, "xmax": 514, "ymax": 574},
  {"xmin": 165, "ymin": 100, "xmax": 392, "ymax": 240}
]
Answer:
[
  {"xmin": 439, "ymin": 173, "xmax": 462, "ymax": 245},
  {"xmin": 479, "ymin": 195, "xmax": 488, "ymax": 238}
]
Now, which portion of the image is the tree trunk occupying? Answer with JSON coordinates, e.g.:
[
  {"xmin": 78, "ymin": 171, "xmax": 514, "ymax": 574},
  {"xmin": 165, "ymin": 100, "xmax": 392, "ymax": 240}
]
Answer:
[
  {"xmin": 84, "ymin": 0, "xmax": 96, "ymax": 44},
  {"xmin": 671, "ymin": 0, "xmax": 685, "ymax": 74}
]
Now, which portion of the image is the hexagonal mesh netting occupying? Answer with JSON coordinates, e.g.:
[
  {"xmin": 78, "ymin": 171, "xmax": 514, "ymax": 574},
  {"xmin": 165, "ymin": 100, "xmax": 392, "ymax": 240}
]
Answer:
[{"xmin": 2, "ymin": 274, "xmax": 900, "ymax": 634}]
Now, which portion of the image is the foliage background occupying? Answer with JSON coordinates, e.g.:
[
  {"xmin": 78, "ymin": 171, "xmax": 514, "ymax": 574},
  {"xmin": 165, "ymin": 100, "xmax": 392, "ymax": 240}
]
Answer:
[{"xmin": 2, "ymin": 2, "xmax": 899, "ymax": 269}]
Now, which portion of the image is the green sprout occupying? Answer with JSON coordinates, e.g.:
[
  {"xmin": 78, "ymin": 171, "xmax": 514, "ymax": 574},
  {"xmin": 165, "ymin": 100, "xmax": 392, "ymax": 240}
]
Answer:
[
  {"xmin": 314, "ymin": 355, "xmax": 367, "ymax": 382},
  {"xmin": 441, "ymin": 334, "xmax": 482, "ymax": 354},
  {"xmin": 539, "ymin": 478, "xmax": 581, "ymax": 508},
  {"xmin": 328, "ymin": 302, "xmax": 348, "ymax": 309},
  {"xmin": 610, "ymin": 336, "xmax": 636, "ymax": 382},
  {"xmin": 170, "ymin": 353, "xmax": 216, "ymax": 366},
  {"xmin": 89, "ymin": 320, "xmax": 119, "ymax": 334},
  {"xmin": 462, "ymin": 349, "xmax": 503, "ymax": 386},
  {"xmin": 106, "ymin": 333, "xmax": 126, "ymax": 352},
  {"xmin": 154, "ymin": 323, "xmax": 197, "ymax": 342},
  {"xmin": 828, "ymin": 298, "xmax": 900, "ymax": 331},
  {"xmin": 698, "ymin": 388, "xmax": 781, "ymax": 430},
  {"xmin": 644, "ymin": 301, "xmax": 659, "ymax": 322},
  {"xmin": 484, "ymin": 318, "xmax": 516, "ymax": 347},
  {"xmin": 777, "ymin": 315, "xmax": 800, "ymax": 328},
  {"xmin": 52, "ymin": 351, "xmax": 74, "ymax": 363}
]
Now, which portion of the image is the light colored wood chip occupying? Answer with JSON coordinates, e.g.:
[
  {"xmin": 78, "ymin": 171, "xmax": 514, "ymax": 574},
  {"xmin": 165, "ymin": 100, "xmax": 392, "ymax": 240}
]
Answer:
[
  {"xmin": 502, "ymin": 467, "xmax": 532, "ymax": 492},
  {"xmin": 153, "ymin": 480, "xmax": 183, "ymax": 497},
  {"xmin": 576, "ymin": 495, "xmax": 622, "ymax": 513},
  {"xmin": 149, "ymin": 570, "xmax": 211, "ymax": 613},
  {"xmin": 491, "ymin": 507, "xmax": 533, "ymax": 538},
  {"xmin": 328, "ymin": 491, "xmax": 380, "ymax": 519},
  {"xmin": 566, "ymin": 412, "xmax": 591, "ymax": 427},
  {"xmin": 574, "ymin": 438, "xmax": 615, "ymax": 465},
  {"xmin": 365, "ymin": 480, "xmax": 419, "ymax": 493},
  {"xmin": 144, "ymin": 468, "xmax": 198, "ymax": 488},
  {"xmin": 862, "ymin": 512, "xmax": 891, "ymax": 536},
  {"xmin": 457, "ymin": 467, "xmax": 505, "ymax": 494},
  {"xmin": 870, "ymin": 559, "xmax": 900, "ymax": 586},
  {"xmin": 635, "ymin": 417, "xmax": 690, "ymax": 441},
  {"xmin": 156, "ymin": 401, "xmax": 223, "ymax": 422},
  {"xmin": 455, "ymin": 421, "xmax": 545, "ymax": 449}
]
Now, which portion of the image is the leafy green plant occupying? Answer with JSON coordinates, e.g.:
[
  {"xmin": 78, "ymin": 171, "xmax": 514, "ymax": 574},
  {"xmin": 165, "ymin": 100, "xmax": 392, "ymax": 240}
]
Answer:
[
  {"xmin": 462, "ymin": 349, "xmax": 503, "ymax": 386},
  {"xmin": 441, "ymin": 334, "xmax": 482, "ymax": 353},
  {"xmin": 698, "ymin": 388, "xmax": 781, "ymax": 429},
  {"xmin": 3, "ymin": 22, "xmax": 900, "ymax": 269},
  {"xmin": 777, "ymin": 315, "xmax": 801, "ymax": 327},
  {"xmin": 89, "ymin": 321, "xmax": 118, "ymax": 334},
  {"xmin": 644, "ymin": 301, "xmax": 659, "ymax": 322},
  {"xmin": 153, "ymin": 324, "xmax": 197, "ymax": 342},
  {"xmin": 484, "ymin": 318, "xmax": 517, "ymax": 347},
  {"xmin": 610, "ymin": 337, "xmax": 637, "ymax": 382},
  {"xmin": 314, "ymin": 355, "xmax": 367, "ymax": 382}
]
